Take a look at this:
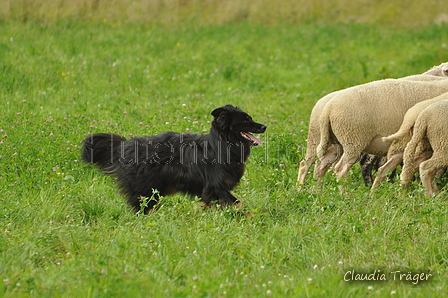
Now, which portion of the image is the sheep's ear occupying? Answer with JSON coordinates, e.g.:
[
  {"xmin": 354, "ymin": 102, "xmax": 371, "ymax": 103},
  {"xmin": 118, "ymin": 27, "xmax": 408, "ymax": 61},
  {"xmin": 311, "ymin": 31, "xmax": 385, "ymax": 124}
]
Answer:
[{"xmin": 423, "ymin": 66, "xmax": 442, "ymax": 76}]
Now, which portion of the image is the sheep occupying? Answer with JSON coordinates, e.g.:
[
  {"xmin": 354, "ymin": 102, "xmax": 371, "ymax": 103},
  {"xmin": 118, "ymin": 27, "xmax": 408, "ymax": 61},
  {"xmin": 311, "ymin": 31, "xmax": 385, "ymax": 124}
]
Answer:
[
  {"xmin": 297, "ymin": 88, "xmax": 385, "ymax": 187},
  {"xmin": 422, "ymin": 62, "xmax": 448, "ymax": 76},
  {"xmin": 314, "ymin": 78, "xmax": 448, "ymax": 183},
  {"xmin": 297, "ymin": 90, "xmax": 342, "ymax": 185},
  {"xmin": 371, "ymin": 92, "xmax": 448, "ymax": 190},
  {"xmin": 297, "ymin": 73, "xmax": 448, "ymax": 185},
  {"xmin": 297, "ymin": 71, "xmax": 448, "ymax": 186},
  {"xmin": 400, "ymin": 99, "xmax": 448, "ymax": 196}
]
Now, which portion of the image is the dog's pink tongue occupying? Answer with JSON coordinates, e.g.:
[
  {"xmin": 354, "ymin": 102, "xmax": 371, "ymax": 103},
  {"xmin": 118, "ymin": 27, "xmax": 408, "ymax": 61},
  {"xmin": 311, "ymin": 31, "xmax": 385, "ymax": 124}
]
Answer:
[{"xmin": 242, "ymin": 132, "xmax": 262, "ymax": 146}]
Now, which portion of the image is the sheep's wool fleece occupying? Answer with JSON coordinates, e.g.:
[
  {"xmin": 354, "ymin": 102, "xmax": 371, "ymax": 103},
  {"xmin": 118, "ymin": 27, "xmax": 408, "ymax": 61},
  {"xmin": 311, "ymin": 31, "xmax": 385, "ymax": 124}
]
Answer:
[{"xmin": 319, "ymin": 79, "xmax": 448, "ymax": 155}]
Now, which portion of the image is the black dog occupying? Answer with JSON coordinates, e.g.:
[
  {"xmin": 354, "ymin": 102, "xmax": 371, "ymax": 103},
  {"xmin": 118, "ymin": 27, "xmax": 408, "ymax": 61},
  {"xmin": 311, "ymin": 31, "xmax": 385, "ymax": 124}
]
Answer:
[{"xmin": 81, "ymin": 104, "xmax": 266, "ymax": 213}]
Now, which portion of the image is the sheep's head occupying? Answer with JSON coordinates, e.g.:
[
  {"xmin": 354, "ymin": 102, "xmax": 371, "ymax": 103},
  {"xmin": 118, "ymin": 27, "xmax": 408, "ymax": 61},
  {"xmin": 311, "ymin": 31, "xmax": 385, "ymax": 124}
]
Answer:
[
  {"xmin": 443, "ymin": 63, "xmax": 448, "ymax": 77},
  {"xmin": 423, "ymin": 62, "xmax": 448, "ymax": 77}
]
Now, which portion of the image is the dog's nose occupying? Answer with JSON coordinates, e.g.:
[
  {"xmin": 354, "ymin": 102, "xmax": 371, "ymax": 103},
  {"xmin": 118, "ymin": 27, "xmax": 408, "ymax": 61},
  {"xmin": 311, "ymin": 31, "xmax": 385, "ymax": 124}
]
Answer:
[{"xmin": 259, "ymin": 125, "xmax": 267, "ymax": 133}]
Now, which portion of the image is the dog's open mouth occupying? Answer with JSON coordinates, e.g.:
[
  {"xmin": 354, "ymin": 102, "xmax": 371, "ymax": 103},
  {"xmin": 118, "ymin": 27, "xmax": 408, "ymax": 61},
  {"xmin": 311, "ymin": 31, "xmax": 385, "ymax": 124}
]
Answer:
[{"xmin": 241, "ymin": 132, "xmax": 263, "ymax": 146}]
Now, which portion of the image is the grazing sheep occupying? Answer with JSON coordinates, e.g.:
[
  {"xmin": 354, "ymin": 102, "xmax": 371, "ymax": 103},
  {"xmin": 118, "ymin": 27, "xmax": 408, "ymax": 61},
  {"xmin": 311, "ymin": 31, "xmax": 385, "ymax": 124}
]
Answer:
[
  {"xmin": 297, "ymin": 73, "xmax": 448, "ymax": 186},
  {"xmin": 371, "ymin": 92, "xmax": 448, "ymax": 190},
  {"xmin": 297, "ymin": 88, "xmax": 385, "ymax": 187},
  {"xmin": 297, "ymin": 72, "xmax": 448, "ymax": 186},
  {"xmin": 400, "ymin": 99, "xmax": 448, "ymax": 196},
  {"xmin": 297, "ymin": 90, "xmax": 342, "ymax": 185},
  {"xmin": 315, "ymin": 79, "xmax": 448, "ymax": 183}
]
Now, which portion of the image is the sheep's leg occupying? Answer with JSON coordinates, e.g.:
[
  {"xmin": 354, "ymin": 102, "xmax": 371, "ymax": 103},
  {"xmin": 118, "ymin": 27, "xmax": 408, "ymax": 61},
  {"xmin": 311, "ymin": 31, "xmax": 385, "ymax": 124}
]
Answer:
[
  {"xmin": 359, "ymin": 154, "xmax": 374, "ymax": 186},
  {"xmin": 334, "ymin": 152, "xmax": 361, "ymax": 182},
  {"xmin": 401, "ymin": 161, "xmax": 419, "ymax": 189},
  {"xmin": 400, "ymin": 163, "xmax": 417, "ymax": 189},
  {"xmin": 435, "ymin": 167, "xmax": 446, "ymax": 178},
  {"xmin": 414, "ymin": 151, "xmax": 433, "ymax": 168},
  {"xmin": 297, "ymin": 159, "xmax": 315, "ymax": 185},
  {"xmin": 419, "ymin": 159, "xmax": 440, "ymax": 196},
  {"xmin": 400, "ymin": 151, "xmax": 432, "ymax": 189},
  {"xmin": 431, "ymin": 180, "xmax": 439, "ymax": 194},
  {"xmin": 313, "ymin": 159, "xmax": 333, "ymax": 180},
  {"xmin": 313, "ymin": 144, "xmax": 341, "ymax": 179},
  {"xmin": 387, "ymin": 168, "xmax": 397, "ymax": 183},
  {"xmin": 298, "ymin": 142, "xmax": 320, "ymax": 185},
  {"xmin": 371, "ymin": 153, "xmax": 403, "ymax": 191}
]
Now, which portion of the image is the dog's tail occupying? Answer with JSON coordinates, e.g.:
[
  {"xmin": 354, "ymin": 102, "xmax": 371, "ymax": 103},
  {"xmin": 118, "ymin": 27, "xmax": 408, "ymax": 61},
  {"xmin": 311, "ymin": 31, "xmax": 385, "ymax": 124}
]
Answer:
[{"xmin": 81, "ymin": 133, "xmax": 126, "ymax": 172}]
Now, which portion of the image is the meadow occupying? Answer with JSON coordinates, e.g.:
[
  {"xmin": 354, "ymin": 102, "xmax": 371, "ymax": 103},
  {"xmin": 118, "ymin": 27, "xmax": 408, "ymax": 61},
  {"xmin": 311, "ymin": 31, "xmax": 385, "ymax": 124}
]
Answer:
[{"xmin": 1, "ymin": 17, "xmax": 448, "ymax": 297}]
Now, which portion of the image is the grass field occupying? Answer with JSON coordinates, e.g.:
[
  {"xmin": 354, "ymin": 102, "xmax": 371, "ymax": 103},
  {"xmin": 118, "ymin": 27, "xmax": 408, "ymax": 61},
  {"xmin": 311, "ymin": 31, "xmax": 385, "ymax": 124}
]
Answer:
[{"xmin": 1, "ymin": 19, "xmax": 448, "ymax": 297}]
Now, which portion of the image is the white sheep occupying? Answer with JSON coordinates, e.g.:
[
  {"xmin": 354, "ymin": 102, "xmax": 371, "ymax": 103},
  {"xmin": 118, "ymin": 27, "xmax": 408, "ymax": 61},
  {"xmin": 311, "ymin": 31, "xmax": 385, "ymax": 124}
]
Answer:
[
  {"xmin": 298, "ymin": 88, "xmax": 385, "ymax": 186},
  {"xmin": 297, "ymin": 73, "xmax": 448, "ymax": 184},
  {"xmin": 297, "ymin": 64, "xmax": 448, "ymax": 186},
  {"xmin": 400, "ymin": 99, "xmax": 448, "ymax": 196},
  {"xmin": 371, "ymin": 92, "xmax": 448, "ymax": 190},
  {"xmin": 315, "ymin": 79, "xmax": 448, "ymax": 183},
  {"xmin": 297, "ymin": 90, "xmax": 342, "ymax": 185},
  {"xmin": 422, "ymin": 62, "xmax": 448, "ymax": 76}
]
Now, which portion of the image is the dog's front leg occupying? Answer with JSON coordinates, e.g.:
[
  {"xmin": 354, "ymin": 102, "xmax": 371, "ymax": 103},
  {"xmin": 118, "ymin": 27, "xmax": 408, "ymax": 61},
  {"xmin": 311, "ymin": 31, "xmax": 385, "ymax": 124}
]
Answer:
[{"xmin": 200, "ymin": 189, "xmax": 239, "ymax": 206}]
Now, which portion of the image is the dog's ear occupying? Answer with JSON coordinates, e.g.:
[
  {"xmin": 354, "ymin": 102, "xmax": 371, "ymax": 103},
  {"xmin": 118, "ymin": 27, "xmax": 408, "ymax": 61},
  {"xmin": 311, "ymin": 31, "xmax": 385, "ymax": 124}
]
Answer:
[
  {"xmin": 211, "ymin": 107, "xmax": 226, "ymax": 117},
  {"xmin": 211, "ymin": 107, "xmax": 230, "ymax": 132}
]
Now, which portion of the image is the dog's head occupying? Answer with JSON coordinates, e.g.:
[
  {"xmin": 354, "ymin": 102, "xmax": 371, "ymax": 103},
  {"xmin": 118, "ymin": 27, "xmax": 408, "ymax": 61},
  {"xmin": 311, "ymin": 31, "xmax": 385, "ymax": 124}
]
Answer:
[{"xmin": 211, "ymin": 105, "xmax": 267, "ymax": 146}]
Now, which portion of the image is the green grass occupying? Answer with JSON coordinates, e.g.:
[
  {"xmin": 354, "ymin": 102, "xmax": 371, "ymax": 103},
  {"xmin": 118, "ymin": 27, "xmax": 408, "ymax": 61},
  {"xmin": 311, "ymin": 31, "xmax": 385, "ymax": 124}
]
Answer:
[{"xmin": 1, "ymin": 20, "xmax": 448, "ymax": 297}]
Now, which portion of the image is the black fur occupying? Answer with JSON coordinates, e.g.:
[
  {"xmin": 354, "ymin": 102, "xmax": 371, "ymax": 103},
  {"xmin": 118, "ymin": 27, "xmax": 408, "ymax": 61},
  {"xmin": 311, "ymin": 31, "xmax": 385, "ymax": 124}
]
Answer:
[
  {"xmin": 360, "ymin": 154, "xmax": 396, "ymax": 187},
  {"xmin": 82, "ymin": 105, "xmax": 266, "ymax": 213}
]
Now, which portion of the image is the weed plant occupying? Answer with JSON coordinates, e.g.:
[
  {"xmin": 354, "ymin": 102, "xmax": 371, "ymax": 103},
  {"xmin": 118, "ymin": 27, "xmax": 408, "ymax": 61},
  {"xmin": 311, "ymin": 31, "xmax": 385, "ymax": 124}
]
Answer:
[{"xmin": 1, "ymin": 20, "xmax": 448, "ymax": 297}]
